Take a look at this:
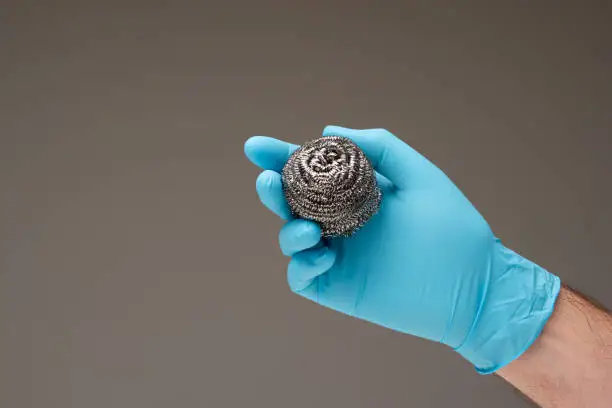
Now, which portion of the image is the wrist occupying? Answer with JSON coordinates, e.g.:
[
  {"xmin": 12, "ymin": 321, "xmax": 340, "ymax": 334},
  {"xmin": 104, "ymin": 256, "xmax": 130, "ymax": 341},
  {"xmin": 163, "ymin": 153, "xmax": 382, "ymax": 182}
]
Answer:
[
  {"xmin": 455, "ymin": 241, "xmax": 561, "ymax": 373},
  {"xmin": 497, "ymin": 286, "xmax": 612, "ymax": 407}
]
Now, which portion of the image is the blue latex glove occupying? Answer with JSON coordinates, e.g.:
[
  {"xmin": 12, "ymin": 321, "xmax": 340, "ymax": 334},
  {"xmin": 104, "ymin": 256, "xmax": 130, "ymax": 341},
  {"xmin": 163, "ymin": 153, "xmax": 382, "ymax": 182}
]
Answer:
[{"xmin": 244, "ymin": 126, "xmax": 561, "ymax": 374}]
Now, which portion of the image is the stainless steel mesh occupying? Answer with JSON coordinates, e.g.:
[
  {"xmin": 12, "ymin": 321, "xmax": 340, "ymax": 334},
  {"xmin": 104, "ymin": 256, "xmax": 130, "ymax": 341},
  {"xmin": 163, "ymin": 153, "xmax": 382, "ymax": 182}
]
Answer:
[{"xmin": 281, "ymin": 136, "xmax": 381, "ymax": 238}]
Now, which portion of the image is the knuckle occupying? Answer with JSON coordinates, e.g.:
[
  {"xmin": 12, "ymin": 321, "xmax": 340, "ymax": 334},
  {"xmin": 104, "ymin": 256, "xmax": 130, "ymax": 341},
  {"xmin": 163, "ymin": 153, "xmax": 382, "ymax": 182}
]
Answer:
[{"xmin": 372, "ymin": 128, "xmax": 392, "ymax": 137}]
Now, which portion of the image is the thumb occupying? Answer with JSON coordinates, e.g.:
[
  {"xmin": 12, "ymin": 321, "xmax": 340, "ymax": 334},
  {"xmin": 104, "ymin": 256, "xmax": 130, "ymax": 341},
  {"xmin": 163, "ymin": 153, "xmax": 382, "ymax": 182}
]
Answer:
[{"xmin": 322, "ymin": 126, "xmax": 432, "ymax": 190}]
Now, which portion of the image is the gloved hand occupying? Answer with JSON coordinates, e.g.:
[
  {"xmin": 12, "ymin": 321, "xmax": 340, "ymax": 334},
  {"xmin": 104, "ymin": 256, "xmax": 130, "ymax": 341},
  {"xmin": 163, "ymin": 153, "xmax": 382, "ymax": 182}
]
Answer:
[{"xmin": 244, "ymin": 126, "xmax": 561, "ymax": 374}]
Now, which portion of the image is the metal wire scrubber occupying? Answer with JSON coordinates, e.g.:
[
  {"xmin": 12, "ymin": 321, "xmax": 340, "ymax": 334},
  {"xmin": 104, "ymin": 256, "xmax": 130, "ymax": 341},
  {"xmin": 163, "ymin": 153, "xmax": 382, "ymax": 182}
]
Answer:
[{"xmin": 281, "ymin": 136, "xmax": 382, "ymax": 238}]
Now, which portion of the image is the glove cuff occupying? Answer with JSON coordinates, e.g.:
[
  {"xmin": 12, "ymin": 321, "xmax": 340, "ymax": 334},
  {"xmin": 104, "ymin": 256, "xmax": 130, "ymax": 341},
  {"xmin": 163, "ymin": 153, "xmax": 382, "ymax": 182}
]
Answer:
[{"xmin": 454, "ymin": 242, "xmax": 561, "ymax": 374}]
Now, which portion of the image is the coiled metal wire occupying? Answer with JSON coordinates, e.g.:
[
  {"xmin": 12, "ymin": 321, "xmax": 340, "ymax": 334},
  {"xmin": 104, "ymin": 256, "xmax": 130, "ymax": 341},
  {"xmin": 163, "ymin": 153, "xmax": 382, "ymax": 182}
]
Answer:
[{"xmin": 281, "ymin": 136, "xmax": 381, "ymax": 238}]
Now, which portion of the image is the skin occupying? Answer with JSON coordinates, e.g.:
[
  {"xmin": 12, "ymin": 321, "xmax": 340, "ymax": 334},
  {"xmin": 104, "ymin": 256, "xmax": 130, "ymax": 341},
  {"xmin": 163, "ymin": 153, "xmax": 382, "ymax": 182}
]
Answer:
[
  {"xmin": 498, "ymin": 286, "xmax": 612, "ymax": 408},
  {"xmin": 245, "ymin": 129, "xmax": 612, "ymax": 407}
]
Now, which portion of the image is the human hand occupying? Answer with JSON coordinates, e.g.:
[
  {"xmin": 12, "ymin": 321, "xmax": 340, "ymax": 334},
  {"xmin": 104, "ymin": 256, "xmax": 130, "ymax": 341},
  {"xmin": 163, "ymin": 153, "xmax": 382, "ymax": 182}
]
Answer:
[{"xmin": 244, "ymin": 126, "xmax": 560, "ymax": 373}]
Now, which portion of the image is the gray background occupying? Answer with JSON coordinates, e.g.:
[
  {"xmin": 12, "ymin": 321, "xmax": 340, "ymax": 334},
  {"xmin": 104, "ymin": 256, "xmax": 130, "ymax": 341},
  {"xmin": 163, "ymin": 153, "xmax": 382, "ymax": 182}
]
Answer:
[{"xmin": 1, "ymin": 1, "xmax": 611, "ymax": 407}]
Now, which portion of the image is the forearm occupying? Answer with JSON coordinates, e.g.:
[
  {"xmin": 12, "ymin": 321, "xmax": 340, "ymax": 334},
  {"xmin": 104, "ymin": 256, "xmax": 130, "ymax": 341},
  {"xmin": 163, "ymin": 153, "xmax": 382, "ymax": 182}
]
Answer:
[{"xmin": 498, "ymin": 286, "xmax": 612, "ymax": 408}]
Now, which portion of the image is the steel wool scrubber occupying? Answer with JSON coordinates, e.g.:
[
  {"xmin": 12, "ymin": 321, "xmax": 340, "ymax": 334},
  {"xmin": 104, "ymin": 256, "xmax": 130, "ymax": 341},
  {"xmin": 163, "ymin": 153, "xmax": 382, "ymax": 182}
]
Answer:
[{"xmin": 281, "ymin": 136, "xmax": 382, "ymax": 238}]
